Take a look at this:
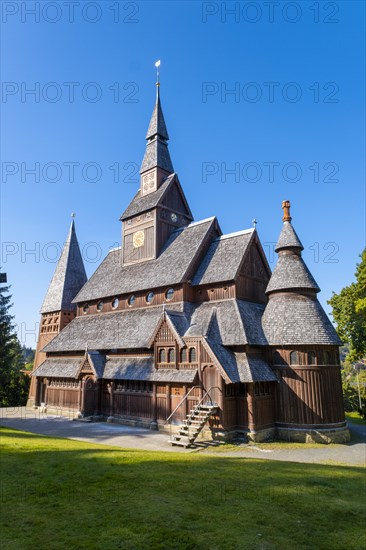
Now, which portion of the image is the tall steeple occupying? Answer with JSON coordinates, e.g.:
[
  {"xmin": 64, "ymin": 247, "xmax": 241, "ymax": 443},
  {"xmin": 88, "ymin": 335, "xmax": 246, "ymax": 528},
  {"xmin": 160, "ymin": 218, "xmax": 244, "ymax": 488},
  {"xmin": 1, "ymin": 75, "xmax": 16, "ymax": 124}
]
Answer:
[
  {"xmin": 140, "ymin": 64, "xmax": 174, "ymax": 196},
  {"xmin": 41, "ymin": 218, "xmax": 87, "ymax": 313},
  {"xmin": 28, "ymin": 217, "xmax": 88, "ymax": 406}
]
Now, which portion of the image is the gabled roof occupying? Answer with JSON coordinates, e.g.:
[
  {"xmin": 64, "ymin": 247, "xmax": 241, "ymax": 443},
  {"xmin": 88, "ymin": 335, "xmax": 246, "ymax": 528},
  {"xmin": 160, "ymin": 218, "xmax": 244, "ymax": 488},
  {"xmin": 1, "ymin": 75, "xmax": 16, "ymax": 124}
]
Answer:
[
  {"xmin": 266, "ymin": 253, "xmax": 320, "ymax": 295},
  {"xmin": 41, "ymin": 220, "xmax": 87, "ymax": 313},
  {"xmin": 42, "ymin": 304, "xmax": 185, "ymax": 353},
  {"xmin": 275, "ymin": 221, "xmax": 304, "ymax": 252},
  {"xmin": 32, "ymin": 357, "xmax": 82, "ymax": 378},
  {"xmin": 103, "ymin": 356, "xmax": 197, "ymax": 383},
  {"xmin": 86, "ymin": 351, "xmax": 106, "ymax": 378},
  {"xmin": 204, "ymin": 312, "xmax": 275, "ymax": 383},
  {"xmin": 73, "ymin": 218, "xmax": 217, "ymax": 302},
  {"xmin": 185, "ymin": 299, "xmax": 267, "ymax": 346},
  {"xmin": 262, "ymin": 294, "xmax": 342, "ymax": 345},
  {"xmin": 120, "ymin": 173, "xmax": 192, "ymax": 221},
  {"xmin": 191, "ymin": 229, "xmax": 255, "ymax": 286}
]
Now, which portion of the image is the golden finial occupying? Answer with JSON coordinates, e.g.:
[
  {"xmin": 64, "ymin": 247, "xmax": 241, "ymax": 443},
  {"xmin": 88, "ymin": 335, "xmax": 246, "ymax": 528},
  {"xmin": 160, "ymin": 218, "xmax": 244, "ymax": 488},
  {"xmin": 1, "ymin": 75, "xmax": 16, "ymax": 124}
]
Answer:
[{"xmin": 282, "ymin": 200, "xmax": 292, "ymax": 222}]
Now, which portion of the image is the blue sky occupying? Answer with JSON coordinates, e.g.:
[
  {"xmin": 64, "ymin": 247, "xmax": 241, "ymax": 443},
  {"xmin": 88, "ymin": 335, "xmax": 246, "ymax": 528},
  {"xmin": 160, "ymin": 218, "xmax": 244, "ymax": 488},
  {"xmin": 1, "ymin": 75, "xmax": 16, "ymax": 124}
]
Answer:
[{"xmin": 1, "ymin": 0, "xmax": 365, "ymax": 347}]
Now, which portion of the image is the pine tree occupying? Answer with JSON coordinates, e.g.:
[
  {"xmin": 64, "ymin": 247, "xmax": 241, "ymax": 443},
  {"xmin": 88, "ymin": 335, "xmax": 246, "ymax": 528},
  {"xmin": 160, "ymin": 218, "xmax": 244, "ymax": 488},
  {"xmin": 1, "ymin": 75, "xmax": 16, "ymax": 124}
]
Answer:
[{"xmin": 0, "ymin": 284, "xmax": 30, "ymax": 406}]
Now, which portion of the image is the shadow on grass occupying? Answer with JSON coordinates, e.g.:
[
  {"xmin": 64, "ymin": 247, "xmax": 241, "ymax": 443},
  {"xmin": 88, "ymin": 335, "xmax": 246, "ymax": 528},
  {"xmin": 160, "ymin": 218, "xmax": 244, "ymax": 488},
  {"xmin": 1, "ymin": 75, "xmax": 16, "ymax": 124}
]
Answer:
[{"xmin": 1, "ymin": 427, "xmax": 365, "ymax": 550}]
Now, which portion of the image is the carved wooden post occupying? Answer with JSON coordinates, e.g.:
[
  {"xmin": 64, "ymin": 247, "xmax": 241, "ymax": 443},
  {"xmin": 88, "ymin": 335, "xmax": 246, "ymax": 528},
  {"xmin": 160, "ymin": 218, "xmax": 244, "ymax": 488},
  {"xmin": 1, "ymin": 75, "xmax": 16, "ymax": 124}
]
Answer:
[
  {"xmin": 166, "ymin": 383, "xmax": 171, "ymax": 419},
  {"xmin": 183, "ymin": 384, "xmax": 187, "ymax": 418},
  {"xmin": 110, "ymin": 381, "xmax": 114, "ymax": 416},
  {"xmin": 151, "ymin": 383, "xmax": 157, "ymax": 429},
  {"xmin": 247, "ymin": 383, "xmax": 255, "ymax": 433}
]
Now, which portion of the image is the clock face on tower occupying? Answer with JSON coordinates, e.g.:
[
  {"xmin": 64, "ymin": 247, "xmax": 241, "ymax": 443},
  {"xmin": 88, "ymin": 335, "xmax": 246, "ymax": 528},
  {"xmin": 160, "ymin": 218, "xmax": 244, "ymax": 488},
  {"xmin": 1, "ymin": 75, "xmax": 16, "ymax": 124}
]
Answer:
[{"xmin": 133, "ymin": 230, "xmax": 145, "ymax": 248}]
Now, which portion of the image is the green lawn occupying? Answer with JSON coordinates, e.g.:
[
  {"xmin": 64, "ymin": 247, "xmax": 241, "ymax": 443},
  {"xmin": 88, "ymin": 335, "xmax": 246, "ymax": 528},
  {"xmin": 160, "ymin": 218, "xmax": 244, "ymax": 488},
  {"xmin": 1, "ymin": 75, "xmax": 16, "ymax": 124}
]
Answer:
[
  {"xmin": 0, "ymin": 427, "xmax": 365, "ymax": 550},
  {"xmin": 346, "ymin": 411, "xmax": 366, "ymax": 425}
]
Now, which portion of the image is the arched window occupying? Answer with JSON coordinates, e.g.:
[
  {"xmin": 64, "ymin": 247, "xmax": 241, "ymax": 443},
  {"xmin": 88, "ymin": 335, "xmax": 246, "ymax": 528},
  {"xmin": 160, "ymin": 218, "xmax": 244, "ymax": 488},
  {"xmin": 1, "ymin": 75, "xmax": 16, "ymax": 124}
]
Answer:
[
  {"xmin": 159, "ymin": 349, "xmax": 166, "ymax": 363},
  {"xmin": 323, "ymin": 351, "xmax": 331, "ymax": 365},
  {"xmin": 189, "ymin": 347, "xmax": 196, "ymax": 362},
  {"xmin": 168, "ymin": 349, "xmax": 175, "ymax": 363},
  {"xmin": 308, "ymin": 351, "xmax": 316, "ymax": 365},
  {"xmin": 290, "ymin": 351, "xmax": 299, "ymax": 365},
  {"xmin": 181, "ymin": 348, "xmax": 187, "ymax": 362}
]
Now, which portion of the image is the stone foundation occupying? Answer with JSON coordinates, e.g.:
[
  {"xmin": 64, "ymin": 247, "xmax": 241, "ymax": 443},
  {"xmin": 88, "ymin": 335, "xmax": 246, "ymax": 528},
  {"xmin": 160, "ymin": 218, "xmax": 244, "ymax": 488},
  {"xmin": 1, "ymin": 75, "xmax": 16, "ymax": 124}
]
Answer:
[{"xmin": 276, "ymin": 424, "xmax": 350, "ymax": 444}]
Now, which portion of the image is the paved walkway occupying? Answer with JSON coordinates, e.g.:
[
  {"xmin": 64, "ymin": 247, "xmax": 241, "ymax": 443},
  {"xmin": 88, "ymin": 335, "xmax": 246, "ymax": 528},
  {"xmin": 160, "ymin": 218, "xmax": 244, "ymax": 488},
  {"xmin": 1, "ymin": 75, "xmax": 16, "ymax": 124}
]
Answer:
[{"xmin": 0, "ymin": 407, "xmax": 365, "ymax": 465}]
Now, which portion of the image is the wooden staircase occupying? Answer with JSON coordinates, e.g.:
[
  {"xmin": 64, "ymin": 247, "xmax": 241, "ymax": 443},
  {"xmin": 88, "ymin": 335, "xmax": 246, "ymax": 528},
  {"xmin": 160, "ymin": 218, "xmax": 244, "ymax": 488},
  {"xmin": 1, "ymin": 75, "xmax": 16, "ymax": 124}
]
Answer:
[
  {"xmin": 169, "ymin": 402, "xmax": 218, "ymax": 447},
  {"xmin": 166, "ymin": 386, "xmax": 221, "ymax": 448}
]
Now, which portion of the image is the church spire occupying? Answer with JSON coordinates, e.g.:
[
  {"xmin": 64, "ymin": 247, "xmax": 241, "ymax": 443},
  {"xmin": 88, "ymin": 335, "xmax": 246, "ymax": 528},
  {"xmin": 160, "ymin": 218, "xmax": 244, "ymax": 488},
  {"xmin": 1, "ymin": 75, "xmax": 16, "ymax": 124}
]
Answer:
[
  {"xmin": 40, "ymin": 217, "xmax": 87, "ymax": 313},
  {"xmin": 140, "ymin": 62, "xmax": 174, "ymax": 194}
]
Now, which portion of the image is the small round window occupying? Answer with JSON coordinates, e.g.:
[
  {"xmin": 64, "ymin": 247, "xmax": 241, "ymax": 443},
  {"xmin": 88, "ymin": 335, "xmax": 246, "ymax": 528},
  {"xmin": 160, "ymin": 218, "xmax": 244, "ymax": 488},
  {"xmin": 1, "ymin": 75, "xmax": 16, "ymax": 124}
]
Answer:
[
  {"xmin": 83, "ymin": 304, "xmax": 89, "ymax": 314},
  {"xmin": 165, "ymin": 288, "xmax": 174, "ymax": 301},
  {"xmin": 128, "ymin": 295, "xmax": 136, "ymax": 307},
  {"xmin": 146, "ymin": 291, "xmax": 154, "ymax": 304},
  {"xmin": 112, "ymin": 298, "xmax": 119, "ymax": 309},
  {"xmin": 97, "ymin": 301, "xmax": 103, "ymax": 312}
]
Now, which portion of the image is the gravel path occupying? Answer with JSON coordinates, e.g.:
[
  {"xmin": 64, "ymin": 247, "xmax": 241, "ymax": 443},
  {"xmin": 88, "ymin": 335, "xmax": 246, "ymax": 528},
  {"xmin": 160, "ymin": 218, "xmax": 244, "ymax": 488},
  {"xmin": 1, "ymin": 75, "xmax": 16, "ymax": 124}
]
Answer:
[{"xmin": 1, "ymin": 407, "xmax": 365, "ymax": 465}]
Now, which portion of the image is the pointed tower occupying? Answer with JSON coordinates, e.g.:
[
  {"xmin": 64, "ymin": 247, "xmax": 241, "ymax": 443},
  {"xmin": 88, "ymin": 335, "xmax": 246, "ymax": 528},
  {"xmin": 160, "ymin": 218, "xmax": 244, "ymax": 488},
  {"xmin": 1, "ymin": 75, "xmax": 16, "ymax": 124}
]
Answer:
[
  {"xmin": 27, "ymin": 218, "xmax": 87, "ymax": 406},
  {"xmin": 262, "ymin": 201, "xmax": 349, "ymax": 443},
  {"xmin": 140, "ymin": 81, "xmax": 174, "ymax": 196},
  {"xmin": 120, "ymin": 71, "xmax": 193, "ymax": 266}
]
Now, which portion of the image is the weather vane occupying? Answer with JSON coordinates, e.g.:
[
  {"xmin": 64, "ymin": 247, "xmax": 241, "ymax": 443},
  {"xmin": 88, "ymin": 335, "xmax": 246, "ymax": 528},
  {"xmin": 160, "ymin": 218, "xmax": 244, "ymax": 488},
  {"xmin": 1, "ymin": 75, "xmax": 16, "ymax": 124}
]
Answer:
[
  {"xmin": 155, "ymin": 60, "xmax": 161, "ymax": 86},
  {"xmin": 252, "ymin": 218, "xmax": 257, "ymax": 228},
  {"xmin": 71, "ymin": 212, "xmax": 75, "ymax": 218}
]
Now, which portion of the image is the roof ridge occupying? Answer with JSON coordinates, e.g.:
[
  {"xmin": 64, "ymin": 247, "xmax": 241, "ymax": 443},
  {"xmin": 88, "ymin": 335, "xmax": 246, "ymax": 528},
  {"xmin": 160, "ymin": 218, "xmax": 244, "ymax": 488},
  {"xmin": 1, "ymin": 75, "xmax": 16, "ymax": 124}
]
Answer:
[{"xmin": 215, "ymin": 228, "xmax": 254, "ymax": 240}]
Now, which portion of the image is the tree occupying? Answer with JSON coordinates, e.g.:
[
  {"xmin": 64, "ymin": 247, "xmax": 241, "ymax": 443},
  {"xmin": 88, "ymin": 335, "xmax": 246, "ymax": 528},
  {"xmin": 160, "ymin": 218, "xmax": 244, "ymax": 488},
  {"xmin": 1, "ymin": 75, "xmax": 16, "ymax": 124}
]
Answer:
[
  {"xmin": 0, "ymin": 284, "xmax": 30, "ymax": 406},
  {"xmin": 328, "ymin": 249, "xmax": 366, "ymax": 363}
]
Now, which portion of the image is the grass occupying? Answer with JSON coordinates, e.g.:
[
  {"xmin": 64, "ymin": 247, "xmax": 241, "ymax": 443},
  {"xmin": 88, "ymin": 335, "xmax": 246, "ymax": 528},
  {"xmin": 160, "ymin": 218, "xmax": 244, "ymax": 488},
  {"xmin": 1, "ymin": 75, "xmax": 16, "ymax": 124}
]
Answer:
[
  {"xmin": 1, "ymin": 427, "xmax": 365, "ymax": 550},
  {"xmin": 346, "ymin": 411, "xmax": 366, "ymax": 425}
]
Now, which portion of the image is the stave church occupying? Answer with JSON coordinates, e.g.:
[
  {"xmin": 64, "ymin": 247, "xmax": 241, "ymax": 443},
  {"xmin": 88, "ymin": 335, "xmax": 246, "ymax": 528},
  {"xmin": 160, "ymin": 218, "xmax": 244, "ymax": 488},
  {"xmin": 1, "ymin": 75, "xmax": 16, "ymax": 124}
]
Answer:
[{"xmin": 28, "ymin": 76, "xmax": 349, "ymax": 444}]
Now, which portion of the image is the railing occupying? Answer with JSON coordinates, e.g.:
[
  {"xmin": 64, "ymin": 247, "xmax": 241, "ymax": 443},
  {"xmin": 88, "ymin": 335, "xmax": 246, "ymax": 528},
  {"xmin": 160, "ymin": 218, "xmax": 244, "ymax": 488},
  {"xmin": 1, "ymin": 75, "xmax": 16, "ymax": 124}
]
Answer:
[{"xmin": 165, "ymin": 385, "xmax": 222, "ymax": 442}]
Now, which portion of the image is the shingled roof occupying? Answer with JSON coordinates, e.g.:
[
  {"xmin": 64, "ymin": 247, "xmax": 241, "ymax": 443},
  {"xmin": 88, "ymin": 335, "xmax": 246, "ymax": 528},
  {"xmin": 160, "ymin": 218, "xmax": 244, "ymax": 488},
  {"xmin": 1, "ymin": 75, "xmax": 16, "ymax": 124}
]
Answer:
[
  {"xmin": 141, "ymin": 86, "xmax": 173, "ymax": 174},
  {"xmin": 262, "ymin": 294, "xmax": 342, "ymax": 345},
  {"xmin": 104, "ymin": 356, "xmax": 197, "ymax": 383},
  {"xmin": 41, "ymin": 220, "xmax": 87, "ymax": 314},
  {"xmin": 32, "ymin": 357, "xmax": 82, "ymax": 378},
  {"xmin": 73, "ymin": 218, "xmax": 217, "ymax": 302},
  {"xmin": 266, "ymin": 253, "xmax": 320, "ymax": 294},
  {"xmin": 204, "ymin": 312, "xmax": 275, "ymax": 383},
  {"xmin": 191, "ymin": 229, "xmax": 254, "ymax": 286},
  {"xmin": 42, "ymin": 304, "xmax": 184, "ymax": 353},
  {"xmin": 275, "ymin": 221, "xmax": 304, "ymax": 252},
  {"xmin": 120, "ymin": 173, "xmax": 193, "ymax": 221},
  {"xmin": 185, "ymin": 299, "xmax": 267, "ymax": 346}
]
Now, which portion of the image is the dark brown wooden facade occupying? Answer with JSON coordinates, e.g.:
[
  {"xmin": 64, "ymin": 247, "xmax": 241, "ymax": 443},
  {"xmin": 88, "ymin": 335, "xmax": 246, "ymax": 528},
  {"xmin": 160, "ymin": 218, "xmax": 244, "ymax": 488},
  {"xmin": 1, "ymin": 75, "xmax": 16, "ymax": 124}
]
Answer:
[{"xmin": 29, "ymin": 85, "xmax": 348, "ymax": 444}]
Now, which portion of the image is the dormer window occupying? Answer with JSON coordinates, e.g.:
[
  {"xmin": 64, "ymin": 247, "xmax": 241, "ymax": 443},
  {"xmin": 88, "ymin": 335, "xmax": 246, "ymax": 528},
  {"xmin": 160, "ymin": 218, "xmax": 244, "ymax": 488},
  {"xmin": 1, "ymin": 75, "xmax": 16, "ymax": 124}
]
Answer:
[{"xmin": 189, "ymin": 347, "xmax": 196, "ymax": 362}]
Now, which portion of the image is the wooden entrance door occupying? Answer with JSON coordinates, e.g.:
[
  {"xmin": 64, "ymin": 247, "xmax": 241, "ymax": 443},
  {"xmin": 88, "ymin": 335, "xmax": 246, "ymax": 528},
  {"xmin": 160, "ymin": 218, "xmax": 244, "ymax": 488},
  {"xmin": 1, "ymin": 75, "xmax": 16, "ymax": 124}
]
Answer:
[
  {"xmin": 170, "ymin": 386, "xmax": 185, "ymax": 423},
  {"xmin": 202, "ymin": 365, "xmax": 220, "ymax": 406},
  {"xmin": 84, "ymin": 378, "xmax": 97, "ymax": 416}
]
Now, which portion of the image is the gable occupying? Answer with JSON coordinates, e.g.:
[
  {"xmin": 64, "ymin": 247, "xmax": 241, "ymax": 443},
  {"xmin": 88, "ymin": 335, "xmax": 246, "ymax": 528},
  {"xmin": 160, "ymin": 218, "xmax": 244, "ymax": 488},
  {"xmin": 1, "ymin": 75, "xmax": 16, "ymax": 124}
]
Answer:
[
  {"xmin": 239, "ymin": 239, "xmax": 271, "ymax": 282},
  {"xmin": 161, "ymin": 179, "xmax": 192, "ymax": 218}
]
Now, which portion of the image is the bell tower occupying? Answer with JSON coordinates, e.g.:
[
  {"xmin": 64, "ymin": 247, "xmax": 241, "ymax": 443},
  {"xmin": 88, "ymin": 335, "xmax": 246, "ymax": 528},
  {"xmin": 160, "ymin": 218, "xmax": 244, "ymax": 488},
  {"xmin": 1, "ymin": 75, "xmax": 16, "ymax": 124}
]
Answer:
[{"xmin": 120, "ymin": 62, "xmax": 193, "ymax": 266}]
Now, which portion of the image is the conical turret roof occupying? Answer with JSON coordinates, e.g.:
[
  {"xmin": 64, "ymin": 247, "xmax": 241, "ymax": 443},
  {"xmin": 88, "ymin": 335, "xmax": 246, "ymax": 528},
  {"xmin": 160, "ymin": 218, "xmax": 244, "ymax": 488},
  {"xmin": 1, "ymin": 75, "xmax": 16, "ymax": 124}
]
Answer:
[
  {"xmin": 41, "ymin": 220, "xmax": 87, "ymax": 313},
  {"xmin": 275, "ymin": 221, "xmax": 304, "ymax": 252}
]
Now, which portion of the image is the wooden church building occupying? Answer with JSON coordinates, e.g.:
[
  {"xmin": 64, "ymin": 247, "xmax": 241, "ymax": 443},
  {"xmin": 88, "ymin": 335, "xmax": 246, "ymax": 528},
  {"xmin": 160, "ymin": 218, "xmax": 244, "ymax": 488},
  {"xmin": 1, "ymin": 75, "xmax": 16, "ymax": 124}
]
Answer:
[{"xmin": 28, "ymin": 80, "xmax": 349, "ymax": 444}]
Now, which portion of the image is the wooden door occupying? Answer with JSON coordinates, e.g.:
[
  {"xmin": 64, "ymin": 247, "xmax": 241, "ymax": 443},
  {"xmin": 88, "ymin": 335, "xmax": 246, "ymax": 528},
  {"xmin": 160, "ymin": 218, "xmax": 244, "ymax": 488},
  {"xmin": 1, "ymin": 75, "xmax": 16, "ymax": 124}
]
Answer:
[
  {"xmin": 170, "ymin": 386, "xmax": 185, "ymax": 423},
  {"xmin": 84, "ymin": 378, "xmax": 97, "ymax": 416},
  {"xmin": 202, "ymin": 366, "xmax": 220, "ymax": 406}
]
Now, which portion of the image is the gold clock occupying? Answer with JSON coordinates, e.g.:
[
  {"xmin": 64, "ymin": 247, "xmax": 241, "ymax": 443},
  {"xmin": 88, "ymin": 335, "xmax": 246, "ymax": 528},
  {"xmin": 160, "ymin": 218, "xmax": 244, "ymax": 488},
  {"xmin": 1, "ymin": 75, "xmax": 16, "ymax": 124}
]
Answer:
[{"xmin": 133, "ymin": 230, "xmax": 145, "ymax": 248}]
